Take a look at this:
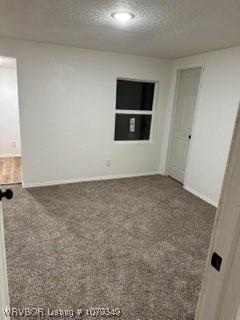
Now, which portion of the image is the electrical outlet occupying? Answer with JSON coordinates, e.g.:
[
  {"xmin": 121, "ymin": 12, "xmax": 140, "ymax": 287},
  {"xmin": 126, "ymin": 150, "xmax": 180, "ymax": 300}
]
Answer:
[
  {"xmin": 106, "ymin": 160, "xmax": 111, "ymax": 167},
  {"xmin": 11, "ymin": 141, "xmax": 16, "ymax": 148}
]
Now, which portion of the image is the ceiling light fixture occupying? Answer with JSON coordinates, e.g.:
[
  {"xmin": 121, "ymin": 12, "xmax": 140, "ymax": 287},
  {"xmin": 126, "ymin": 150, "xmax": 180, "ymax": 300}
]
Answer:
[{"xmin": 111, "ymin": 11, "xmax": 135, "ymax": 23}]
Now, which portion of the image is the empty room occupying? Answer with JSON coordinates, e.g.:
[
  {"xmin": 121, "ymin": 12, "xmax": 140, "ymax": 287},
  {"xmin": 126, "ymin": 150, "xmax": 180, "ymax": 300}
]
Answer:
[{"xmin": 0, "ymin": 1, "xmax": 240, "ymax": 320}]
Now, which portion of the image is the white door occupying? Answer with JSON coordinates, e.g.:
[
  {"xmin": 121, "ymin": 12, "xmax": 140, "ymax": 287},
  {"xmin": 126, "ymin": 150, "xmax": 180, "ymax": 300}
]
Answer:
[
  {"xmin": 196, "ymin": 103, "xmax": 240, "ymax": 320},
  {"xmin": 0, "ymin": 190, "xmax": 10, "ymax": 320},
  {"xmin": 168, "ymin": 67, "xmax": 201, "ymax": 183}
]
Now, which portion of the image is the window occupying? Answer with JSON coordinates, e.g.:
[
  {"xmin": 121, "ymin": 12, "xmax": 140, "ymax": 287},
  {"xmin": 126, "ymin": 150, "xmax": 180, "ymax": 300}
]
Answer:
[{"xmin": 114, "ymin": 79, "xmax": 155, "ymax": 141}]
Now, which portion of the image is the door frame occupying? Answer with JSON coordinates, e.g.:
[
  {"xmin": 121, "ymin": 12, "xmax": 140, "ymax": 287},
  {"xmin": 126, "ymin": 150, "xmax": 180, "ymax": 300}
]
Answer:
[
  {"xmin": 0, "ymin": 56, "xmax": 23, "ymax": 186},
  {"xmin": 166, "ymin": 64, "xmax": 205, "ymax": 186},
  {"xmin": 0, "ymin": 55, "xmax": 20, "ymax": 319},
  {"xmin": 0, "ymin": 201, "xmax": 10, "ymax": 320}
]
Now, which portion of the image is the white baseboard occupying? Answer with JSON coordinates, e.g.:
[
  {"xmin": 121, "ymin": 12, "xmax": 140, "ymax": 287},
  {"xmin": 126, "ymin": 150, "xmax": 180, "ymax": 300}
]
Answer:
[
  {"xmin": 0, "ymin": 154, "xmax": 21, "ymax": 158},
  {"xmin": 184, "ymin": 185, "xmax": 218, "ymax": 207},
  {"xmin": 22, "ymin": 174, "xmax": 217, "ymax": 208},
  {"xmin": 22, "ymin": 171, "xmax": 159, "ymax": 188}
]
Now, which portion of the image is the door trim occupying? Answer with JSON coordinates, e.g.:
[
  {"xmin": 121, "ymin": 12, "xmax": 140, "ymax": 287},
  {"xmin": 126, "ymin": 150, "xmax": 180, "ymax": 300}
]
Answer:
[
  {"xmin": 0, "ymin": 202, "xmax": 10, "ymax": 320},
  {"xmin": 166, "ymin": 65, "xmax": 205, "ymax": 187}
]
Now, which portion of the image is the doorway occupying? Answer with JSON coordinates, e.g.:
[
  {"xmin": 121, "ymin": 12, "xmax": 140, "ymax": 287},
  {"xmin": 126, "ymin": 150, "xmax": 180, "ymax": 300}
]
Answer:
[
  {"xmin": 0, "ymin": 56, "xmax": 22, "ymax": 185},
  {"xmin": 168, "ymin": 67, "xmax": 202, "ymax": 183}
]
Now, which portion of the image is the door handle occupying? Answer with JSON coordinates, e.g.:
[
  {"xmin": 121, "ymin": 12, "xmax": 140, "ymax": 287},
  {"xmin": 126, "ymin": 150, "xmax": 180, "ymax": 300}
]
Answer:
[
  {"xmin": 0, "ymin": 189, "xmax": 13, "ymax": 201},
  {"xmin": 188, "ymin": 134, "xmax": 191, "ymax": 139}
]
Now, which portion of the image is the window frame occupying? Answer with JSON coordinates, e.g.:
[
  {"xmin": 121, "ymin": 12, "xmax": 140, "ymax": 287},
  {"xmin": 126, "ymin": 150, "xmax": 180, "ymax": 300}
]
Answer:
[{"xmin": 114, "ymin": 78, "xmax": 158, "ymax": 144}]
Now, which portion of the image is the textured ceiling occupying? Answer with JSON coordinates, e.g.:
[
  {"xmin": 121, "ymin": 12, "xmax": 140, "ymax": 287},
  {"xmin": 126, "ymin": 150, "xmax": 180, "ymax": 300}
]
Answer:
[{"xmin": 0, "ymin": 0, "xmax": 240, "ymax": 59}]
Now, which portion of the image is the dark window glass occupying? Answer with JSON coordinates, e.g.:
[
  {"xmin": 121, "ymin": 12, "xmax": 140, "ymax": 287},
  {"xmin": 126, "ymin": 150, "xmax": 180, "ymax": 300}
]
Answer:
[
  {"xmin": 116, "ymin": 80, "xmax": 155, "ymax": 111},
  {"xmin": 114, "ymin": 114, "xmax": 152, "ymax": 141}
]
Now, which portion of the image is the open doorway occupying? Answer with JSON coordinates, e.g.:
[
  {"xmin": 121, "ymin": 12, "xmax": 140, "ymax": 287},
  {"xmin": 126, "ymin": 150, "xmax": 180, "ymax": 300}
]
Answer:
[
  {"xmin": 168, "ymin": 67, "xmax": 202, "ymax": 183},
  {"xmin": 0, "ymin": 56, "xmax": 22, "ymax": 185}
]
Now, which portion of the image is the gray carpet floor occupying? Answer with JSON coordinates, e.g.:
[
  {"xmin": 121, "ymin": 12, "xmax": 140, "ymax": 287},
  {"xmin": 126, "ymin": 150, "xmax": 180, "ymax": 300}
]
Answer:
[{"xmin": 2, "ymin": 175, "xmax": 215, "ymax": 320}]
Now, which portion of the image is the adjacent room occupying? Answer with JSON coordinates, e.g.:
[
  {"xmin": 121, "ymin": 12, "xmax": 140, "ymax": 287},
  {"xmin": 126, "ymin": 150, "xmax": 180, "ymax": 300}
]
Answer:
[
  {"xmin": 0, "ymin": 56, "xmax": 22, "ymax": 185},
  {"xmin": 0, "ymin": 1, "xmax": 240, "ymax": 320},
  {"xmin": 0, "ymin": 56, "xmax": 22, "ymax": 184}
]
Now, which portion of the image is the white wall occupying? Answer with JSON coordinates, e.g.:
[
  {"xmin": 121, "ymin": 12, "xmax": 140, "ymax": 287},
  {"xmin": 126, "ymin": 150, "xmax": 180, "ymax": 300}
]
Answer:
[
  {"xmin": 0, "ymin": 39, "xmax": 172, "ymax": 186},
  {"xmin": 0, "ymin": 66, "xmax": 21, "ymax": 157},
  {"xmin": 1, "ymin": 39, "xmax": 238, "ymax": 204},
  {"xmin": 161, "ymin": 47, "xmax": 240, "ymax": 206}
]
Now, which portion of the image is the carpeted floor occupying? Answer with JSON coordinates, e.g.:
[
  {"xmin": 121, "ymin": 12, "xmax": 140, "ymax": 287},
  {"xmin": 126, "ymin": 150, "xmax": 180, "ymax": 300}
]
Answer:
[{"xmin": 2, "ymin": 175, "xmax": 215, "ymax": 320}]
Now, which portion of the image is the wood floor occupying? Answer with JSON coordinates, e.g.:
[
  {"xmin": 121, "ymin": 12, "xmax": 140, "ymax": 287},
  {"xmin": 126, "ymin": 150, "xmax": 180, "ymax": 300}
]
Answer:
[{"xmin": 0, "ymin": 157, "xmax": 22, "ymax": 185}]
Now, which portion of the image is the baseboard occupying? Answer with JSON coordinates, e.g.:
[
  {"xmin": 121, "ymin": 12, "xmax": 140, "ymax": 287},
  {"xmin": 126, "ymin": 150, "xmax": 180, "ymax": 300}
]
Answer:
[
  {"xmin": 22, "ymin": 174, "xmax": 217, "ymax": 208},
  {"xmin": 0, "ymin": 154, "xmax": 21, "ymax": 158},
  {"xmin": 22, "ymin": 171, "xmax": 160, "ymax": 188},
  {"xmin": 184, "ymin": 185, "xmax": 218, "ymax": 207}
]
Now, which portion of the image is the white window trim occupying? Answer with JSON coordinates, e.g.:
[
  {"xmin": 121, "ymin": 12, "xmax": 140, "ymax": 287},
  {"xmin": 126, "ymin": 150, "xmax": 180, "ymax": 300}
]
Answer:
[
  {"xmin": 115, "ymin": 110, "xmax": 153, "ymax": 115},
  {"xmin": 114, "ymin": 80, "xmax": 158, "ymax": 144}
]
